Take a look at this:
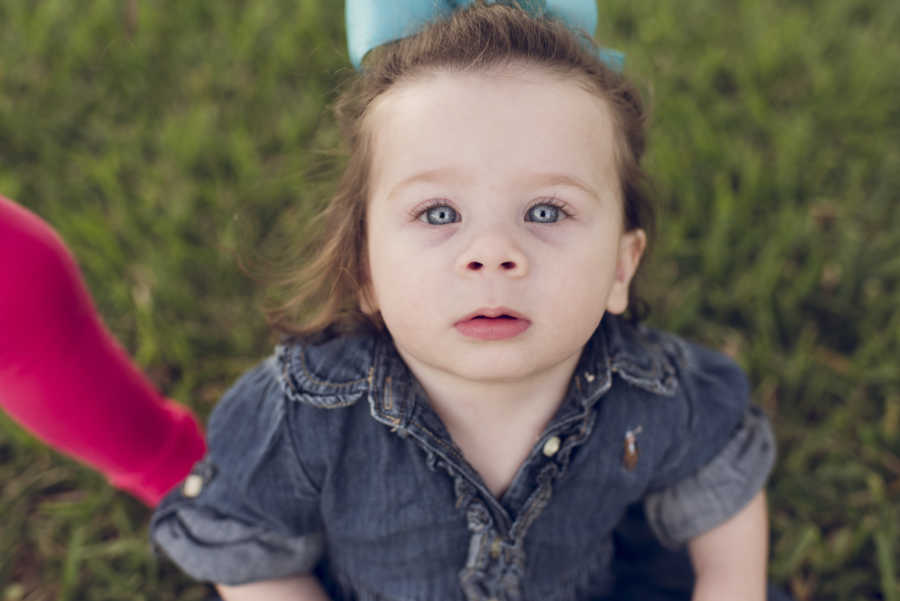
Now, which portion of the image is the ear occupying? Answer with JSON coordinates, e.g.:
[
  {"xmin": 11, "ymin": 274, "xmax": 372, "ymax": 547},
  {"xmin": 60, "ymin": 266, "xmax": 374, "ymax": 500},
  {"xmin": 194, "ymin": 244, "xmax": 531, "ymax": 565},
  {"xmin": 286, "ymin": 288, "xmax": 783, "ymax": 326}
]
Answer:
[{"xmin": 606, "ymin": 229, "xmax": 647, "ymax": 315}]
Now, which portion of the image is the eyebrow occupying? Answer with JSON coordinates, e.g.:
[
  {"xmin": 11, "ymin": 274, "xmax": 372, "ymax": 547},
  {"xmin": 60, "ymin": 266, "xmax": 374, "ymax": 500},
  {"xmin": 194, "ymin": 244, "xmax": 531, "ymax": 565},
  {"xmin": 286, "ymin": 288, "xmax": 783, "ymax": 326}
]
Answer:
[
  {"xmin": 388, "ymin": 168, "xmax": 602, "ymax": 200},
  {"xmin": 525, "ymin": 173, "xmax": 602, "ymax": 200},
  {"xmin": 388, "ymin": 168, "xmax": 466, "ymax": 197}
]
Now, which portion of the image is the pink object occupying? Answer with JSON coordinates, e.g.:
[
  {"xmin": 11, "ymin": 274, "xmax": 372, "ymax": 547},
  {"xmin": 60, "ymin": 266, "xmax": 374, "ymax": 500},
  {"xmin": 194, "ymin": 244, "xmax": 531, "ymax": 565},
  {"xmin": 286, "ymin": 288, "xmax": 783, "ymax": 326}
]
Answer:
[{"xmin": 0, "ymin": 195, "xmax": 205, "ymax": 506}]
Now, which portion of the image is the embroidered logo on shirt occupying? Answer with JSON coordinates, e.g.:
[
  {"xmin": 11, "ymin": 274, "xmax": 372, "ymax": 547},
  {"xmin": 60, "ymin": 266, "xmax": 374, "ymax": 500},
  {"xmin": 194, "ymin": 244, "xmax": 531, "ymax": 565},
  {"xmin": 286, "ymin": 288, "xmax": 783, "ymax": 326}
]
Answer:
[{"xmin": 623, "ymin": 426, "xmax": 642, "ymax": 470}]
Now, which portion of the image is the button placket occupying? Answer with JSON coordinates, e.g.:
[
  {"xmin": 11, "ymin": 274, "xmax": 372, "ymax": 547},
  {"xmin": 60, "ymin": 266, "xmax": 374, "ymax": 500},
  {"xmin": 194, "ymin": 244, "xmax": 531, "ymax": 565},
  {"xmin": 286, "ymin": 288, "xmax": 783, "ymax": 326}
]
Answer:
[
  {"xmin": 459, "ymin": 406, "xmax": 598, "ymax": 601},
  {"xmin": 392, "ymin": 355, "xmax": 604, "ymax": 601}
]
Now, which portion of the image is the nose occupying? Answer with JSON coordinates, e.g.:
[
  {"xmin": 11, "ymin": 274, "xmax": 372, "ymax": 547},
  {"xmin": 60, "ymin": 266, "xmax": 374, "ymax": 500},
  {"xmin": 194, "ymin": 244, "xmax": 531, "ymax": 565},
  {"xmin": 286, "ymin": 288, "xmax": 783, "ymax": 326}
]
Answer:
[{"xmin": 455, "ymin": 227, "xmax": 528, "ymax": 278}]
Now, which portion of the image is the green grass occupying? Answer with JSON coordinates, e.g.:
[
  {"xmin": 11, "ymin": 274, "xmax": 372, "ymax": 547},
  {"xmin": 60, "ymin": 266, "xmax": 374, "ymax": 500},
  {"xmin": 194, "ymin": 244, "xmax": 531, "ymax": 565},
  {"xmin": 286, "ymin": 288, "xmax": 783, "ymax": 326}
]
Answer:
[{"xmin": 1, "ymin": 1, "xmax": 898, "ymax": 599}]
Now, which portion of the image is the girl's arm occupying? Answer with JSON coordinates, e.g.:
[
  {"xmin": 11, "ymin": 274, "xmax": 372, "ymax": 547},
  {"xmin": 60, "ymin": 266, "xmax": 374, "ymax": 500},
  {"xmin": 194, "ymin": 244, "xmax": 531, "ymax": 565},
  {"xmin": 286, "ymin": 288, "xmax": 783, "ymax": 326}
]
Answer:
[
  {"xmin": 216, "ymin": 575, "xmax": 331, "ymax": 601},
  {"xmin": 688, "ymin": 490, "xmax": 768, "ymax": 601}
]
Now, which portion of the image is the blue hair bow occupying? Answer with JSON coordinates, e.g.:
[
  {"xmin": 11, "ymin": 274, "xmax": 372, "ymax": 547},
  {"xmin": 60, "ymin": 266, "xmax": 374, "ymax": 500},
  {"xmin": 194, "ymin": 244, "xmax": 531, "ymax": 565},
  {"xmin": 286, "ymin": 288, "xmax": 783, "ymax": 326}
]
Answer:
[{"xmin": 345, "ymin": 0, "xmax": 624, "ymax": 72}]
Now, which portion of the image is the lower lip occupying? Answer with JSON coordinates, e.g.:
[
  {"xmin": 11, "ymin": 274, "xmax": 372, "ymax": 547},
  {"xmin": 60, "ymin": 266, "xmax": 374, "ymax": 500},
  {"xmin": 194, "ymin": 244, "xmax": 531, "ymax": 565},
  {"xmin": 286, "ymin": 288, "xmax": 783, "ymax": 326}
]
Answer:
[{"xmin": 454, "ymin": 317, "xmax": 531, "ymax": 340}]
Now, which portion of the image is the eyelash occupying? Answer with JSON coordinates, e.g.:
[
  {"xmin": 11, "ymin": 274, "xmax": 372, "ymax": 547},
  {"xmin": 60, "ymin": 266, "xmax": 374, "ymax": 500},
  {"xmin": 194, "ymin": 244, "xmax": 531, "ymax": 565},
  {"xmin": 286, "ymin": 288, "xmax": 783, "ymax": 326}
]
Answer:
[
  {"xmin": 410, "ymin": 199, "xmax": 459, "ymax": 223},
  {"xmin": 411, "ymin": 197, "xmax": 572, "ymax": 224},
  {"xmin": 527, "ymin": 197, "xmax": 572, "ymax": 220}
]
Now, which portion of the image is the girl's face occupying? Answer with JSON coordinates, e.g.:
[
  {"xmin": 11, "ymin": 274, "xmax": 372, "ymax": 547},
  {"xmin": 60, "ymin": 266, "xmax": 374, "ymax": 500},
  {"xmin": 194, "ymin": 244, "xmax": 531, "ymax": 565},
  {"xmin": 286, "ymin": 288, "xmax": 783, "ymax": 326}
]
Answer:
[{"xmin": 364, "ymin": 65, "xmax": 645, "ymax": 385}]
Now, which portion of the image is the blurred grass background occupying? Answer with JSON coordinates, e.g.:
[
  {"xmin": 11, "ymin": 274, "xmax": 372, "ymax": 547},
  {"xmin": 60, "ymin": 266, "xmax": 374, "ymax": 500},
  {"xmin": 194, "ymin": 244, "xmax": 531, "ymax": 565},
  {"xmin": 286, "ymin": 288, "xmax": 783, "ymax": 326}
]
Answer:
[{"xmin": 0, "ymin": 0, "xmax": 897, "ymax": 599}]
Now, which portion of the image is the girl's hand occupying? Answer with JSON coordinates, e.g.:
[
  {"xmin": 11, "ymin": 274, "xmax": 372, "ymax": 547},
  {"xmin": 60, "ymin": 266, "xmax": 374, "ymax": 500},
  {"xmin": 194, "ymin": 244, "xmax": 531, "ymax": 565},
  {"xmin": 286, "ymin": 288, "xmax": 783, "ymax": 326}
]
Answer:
[
  {"xmin": 688, "ymin": 490, "xmax": 768, "ymax": 601},
  {"xmin": 216, "ymin": 575, "xmax": 332, "ymax": 601}
]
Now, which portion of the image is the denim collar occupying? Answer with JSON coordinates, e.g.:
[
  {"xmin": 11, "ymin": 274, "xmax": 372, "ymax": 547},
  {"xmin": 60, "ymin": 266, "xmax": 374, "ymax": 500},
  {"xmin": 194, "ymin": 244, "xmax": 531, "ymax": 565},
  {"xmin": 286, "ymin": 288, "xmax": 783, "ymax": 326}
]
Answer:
[{"xmin": 276, "ymin": 314, "xmax": 679, "ymax": 427}]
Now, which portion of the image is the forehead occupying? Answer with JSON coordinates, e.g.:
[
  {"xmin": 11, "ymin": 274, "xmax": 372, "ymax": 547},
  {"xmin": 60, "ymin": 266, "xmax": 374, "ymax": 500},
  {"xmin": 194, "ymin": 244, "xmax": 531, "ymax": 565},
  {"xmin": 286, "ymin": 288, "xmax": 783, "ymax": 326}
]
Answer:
[{"xmin": 365, "ymin": 64, "xmax": 620, "ymax": 200}]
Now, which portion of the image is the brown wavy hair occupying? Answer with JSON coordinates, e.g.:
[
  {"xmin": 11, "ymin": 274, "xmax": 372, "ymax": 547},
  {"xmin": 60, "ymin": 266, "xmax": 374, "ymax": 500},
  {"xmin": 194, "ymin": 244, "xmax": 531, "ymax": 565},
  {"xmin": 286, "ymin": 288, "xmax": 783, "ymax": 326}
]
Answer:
[{"xmin": 266, "ymin": 2, "xmax": 655, "ymax": 338}]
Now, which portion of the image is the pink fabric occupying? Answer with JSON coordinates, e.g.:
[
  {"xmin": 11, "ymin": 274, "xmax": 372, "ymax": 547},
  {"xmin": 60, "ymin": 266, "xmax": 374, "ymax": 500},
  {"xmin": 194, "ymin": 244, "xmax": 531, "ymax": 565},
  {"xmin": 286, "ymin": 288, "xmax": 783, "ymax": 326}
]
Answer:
[{"xmin": 0, "ymin": 195, "xmax": 205, "ymax": 505}]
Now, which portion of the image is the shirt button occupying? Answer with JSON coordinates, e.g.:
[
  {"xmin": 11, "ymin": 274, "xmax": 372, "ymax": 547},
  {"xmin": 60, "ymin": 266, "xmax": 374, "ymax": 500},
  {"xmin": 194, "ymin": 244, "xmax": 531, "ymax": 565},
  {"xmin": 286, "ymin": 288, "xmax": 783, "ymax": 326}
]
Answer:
[
  {"xmin": 182, "ymin": 474, "xmax": 204, "ymax": 498},
  {"xmin": 543, "ymin": 436, "xmax": 561, "ymax": 457}
]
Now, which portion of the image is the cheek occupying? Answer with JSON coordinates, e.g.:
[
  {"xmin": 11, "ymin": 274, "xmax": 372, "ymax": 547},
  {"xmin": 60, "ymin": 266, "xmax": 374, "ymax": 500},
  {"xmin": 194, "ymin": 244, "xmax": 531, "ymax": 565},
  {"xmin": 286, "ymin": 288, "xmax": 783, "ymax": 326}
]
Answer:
[
  {"xmin": 550, "ymin": 244, "xmax": 618, "ymax": 288},
  {"xmin": 367, "ymin": 237, "xmax": 440, "ymax": 317},
  {"xmin": 536, "ymin": 247, "xmax": 619, "ymax": 319}
]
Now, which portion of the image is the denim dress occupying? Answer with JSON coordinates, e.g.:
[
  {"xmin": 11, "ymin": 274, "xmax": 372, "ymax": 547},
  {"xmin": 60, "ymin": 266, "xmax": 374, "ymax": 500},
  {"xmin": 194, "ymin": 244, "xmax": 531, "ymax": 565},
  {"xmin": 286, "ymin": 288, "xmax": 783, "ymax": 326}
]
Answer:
[{"xmin": 150, "ymin": 315, "xmax": 775, "ymax": 601}]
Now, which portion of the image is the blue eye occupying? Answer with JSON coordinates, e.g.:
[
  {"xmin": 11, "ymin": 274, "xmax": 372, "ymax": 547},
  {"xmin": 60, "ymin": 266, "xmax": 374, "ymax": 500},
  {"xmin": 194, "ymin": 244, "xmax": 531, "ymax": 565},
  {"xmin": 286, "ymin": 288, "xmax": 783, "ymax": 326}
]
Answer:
[
  {"xmin": 526, "ymin": 203, "xmax": 563, "ymax": 223},
  {"xmin": 420, "ymin": 204, "xmax": 459, "ymax": 225}
]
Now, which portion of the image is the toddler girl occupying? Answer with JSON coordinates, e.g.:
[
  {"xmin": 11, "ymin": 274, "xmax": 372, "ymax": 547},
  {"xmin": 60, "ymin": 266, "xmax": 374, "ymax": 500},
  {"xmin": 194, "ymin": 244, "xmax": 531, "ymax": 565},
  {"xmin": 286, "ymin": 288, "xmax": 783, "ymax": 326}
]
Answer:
[{"xmin": 151, "ymin": 3, "xmax": 778, "ymax": 600}]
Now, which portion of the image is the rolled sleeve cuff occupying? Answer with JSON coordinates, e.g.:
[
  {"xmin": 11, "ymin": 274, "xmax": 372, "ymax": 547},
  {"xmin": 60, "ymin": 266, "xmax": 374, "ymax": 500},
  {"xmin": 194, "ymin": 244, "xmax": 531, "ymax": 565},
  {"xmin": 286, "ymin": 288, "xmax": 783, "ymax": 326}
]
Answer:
[
  {"xmin": 644, "ymin": 406, "xmax": 776, "ymax": 549},
  {"xmin": 151, "ymin": 505, "xmax": 323, "ymax": 586}
]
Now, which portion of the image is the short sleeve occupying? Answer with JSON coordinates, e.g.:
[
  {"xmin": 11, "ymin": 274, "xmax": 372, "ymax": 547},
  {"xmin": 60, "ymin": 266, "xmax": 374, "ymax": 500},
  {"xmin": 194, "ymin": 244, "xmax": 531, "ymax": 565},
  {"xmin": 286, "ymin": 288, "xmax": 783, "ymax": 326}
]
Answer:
[
  {"xmin": 643, "ymin": 406, "xmax": 776, "ymax": 549},
  {"xmin": 150, "ymin": 357, "xmax": 324, "ymax": 585}
]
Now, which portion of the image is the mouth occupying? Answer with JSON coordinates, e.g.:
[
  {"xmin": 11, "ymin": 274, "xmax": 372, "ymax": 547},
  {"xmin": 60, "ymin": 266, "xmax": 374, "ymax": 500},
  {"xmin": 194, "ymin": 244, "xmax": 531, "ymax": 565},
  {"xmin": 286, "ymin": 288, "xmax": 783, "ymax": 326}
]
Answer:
[
  {"xmin": 454, "ymin": 308, "xmax": 531, "ymax": 340},
  {"xmin": 457, "ymin": 307, "xmax": 528, "ymax": 321}
]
